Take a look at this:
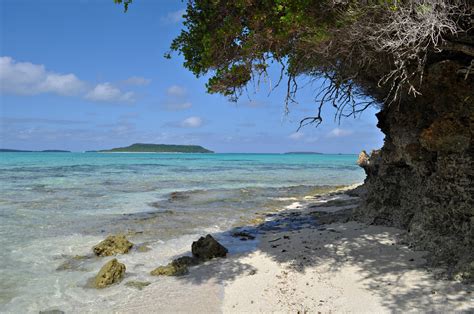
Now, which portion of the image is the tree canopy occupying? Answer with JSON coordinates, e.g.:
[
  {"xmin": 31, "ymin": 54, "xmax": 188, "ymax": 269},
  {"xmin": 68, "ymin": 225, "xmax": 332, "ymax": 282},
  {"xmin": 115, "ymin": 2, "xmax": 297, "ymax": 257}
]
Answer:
[{"xmin": 116, "ymin": 0, "xmax": 473, "ymax": 127}]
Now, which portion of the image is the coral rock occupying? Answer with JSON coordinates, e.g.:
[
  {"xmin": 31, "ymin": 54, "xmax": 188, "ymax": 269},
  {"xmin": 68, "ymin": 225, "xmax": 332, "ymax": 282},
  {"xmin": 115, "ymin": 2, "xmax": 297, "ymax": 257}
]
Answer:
[
  {"xmin": 94, "ymin": 258, "xmax": 126, "ymax": 288},
  {"xmin": 93, "ymin": 234, "xmax": 133, "ymax": 256}
]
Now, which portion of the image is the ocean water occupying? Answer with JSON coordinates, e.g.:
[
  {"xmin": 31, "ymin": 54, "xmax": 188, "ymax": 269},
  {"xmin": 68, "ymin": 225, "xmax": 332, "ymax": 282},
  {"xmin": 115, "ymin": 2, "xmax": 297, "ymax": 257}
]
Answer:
[{"xmin": 0, "ymin": 152, "xmax": 365, "ymax": 312}]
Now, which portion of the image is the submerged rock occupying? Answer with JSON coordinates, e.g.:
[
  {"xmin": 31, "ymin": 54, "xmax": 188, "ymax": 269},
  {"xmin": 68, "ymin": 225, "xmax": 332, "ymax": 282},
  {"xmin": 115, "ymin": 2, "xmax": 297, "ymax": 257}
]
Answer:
[
  {"xmin": 169, "ymin": 191, "xmax": 189, "ymax": 202},
  {"xmin": 136, "ymin": 244, "xmax": 152, "ymax": 253},
  {"xmin": 191, "ymin": 234, "xmax": 228, "ymax": 261},
  {"xmin": 94, "ymin": 258, "xmax": 126, "ymax": 288},
  {"xmin": 125, "ymin": 280, "xmax": 151, "ymax": 290},
  {"xmin": 93, "ymin": 234, "xmax": 133, "ymax": 256},
  {"xmin": 39, "ymin": 310, "xmax": 64, "ymax": 314},
  {"xmin": 56, "ymin": 255, "xmax": 91, "ymax": 272}
]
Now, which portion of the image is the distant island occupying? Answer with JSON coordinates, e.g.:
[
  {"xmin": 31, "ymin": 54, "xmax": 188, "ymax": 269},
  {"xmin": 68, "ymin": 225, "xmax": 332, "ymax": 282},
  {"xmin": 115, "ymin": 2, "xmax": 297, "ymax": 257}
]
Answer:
[
  {"xmin": 0, "ymin": 149, "xmax": 71, "ymax": 153},
  {"xmin": 284, "ymin": 152, "xmax": 323, "ymax": 155},
  {"xmin": 92, "ymin": 143, "xmax": 214, "ymax": 153}
]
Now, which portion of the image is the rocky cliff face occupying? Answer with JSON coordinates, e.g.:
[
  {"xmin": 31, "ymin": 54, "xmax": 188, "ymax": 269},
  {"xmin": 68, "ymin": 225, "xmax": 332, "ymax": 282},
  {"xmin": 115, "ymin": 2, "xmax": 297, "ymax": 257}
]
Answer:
[{"xmin": 355, "ymin": 60, "xmax": 474, "ymax": 281}]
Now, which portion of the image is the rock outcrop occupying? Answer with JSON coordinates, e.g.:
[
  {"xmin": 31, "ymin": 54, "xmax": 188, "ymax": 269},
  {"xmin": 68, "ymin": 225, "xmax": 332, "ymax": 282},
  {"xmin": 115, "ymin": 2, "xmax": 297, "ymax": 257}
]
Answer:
[
  {"xmin": 191, "ymin": 234, "xmax": 228, "ymax": 261},
  {"xmin": 356, "ymin": 150, "xmax": 370, "ymax": 168},
  {"xmin": 93, "ymin": 234, "xmax": 133, "ymax": 257},
  {"xmin": 151, "ymin": 235, "xmax": 227, "ymax": 276},
  {"xmin": 94, "ymin": 258, "xmax": 126, "ymax": 288},
  {"xmin": 355, "ymin": 60, "xmax": 473, "ymax": 282}
]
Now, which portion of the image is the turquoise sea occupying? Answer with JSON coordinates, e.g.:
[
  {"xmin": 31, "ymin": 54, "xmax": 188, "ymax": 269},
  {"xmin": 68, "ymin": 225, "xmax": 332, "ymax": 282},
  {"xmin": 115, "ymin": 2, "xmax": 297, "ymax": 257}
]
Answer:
[{"xmin": 0, "ymin": 152, "xmax": 365, "ymax": 312}]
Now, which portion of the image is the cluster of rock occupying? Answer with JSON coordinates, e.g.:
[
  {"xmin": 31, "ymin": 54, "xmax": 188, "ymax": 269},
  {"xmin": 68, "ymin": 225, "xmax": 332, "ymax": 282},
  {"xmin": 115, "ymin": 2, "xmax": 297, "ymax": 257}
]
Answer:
[
  {"xmin": 87, "ymin": 233, "xmax": 228, "ymax": 288},
  {"xmin": 150, "ymin": 234, "xmax": 228, "ymax": 276},
  {"xmin": 91, "ymin": 234, "xmax": 132, "ymax": 289}
]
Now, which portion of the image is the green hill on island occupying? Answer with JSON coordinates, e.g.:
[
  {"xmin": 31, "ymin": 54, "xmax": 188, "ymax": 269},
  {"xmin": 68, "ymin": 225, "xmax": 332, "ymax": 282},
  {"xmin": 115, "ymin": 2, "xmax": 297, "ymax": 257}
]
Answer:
[{"xmin": 97, "ymin": 143, "xmax": 214, "ymax": 153}]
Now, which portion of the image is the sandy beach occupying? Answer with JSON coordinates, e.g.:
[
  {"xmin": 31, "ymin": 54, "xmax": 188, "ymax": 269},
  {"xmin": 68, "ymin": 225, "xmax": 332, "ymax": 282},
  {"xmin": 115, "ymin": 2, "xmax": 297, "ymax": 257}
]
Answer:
[{"xmin": 109, "ymin": 189, "xmax": 473, "ymax": 313}]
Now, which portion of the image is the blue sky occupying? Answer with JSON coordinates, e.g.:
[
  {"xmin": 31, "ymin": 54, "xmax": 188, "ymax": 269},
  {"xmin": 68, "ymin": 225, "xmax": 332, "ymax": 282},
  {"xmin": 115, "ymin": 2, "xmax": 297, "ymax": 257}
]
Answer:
[{"xmin": 0, "ymin": 0, "xmax": 384, "ymax": 153}]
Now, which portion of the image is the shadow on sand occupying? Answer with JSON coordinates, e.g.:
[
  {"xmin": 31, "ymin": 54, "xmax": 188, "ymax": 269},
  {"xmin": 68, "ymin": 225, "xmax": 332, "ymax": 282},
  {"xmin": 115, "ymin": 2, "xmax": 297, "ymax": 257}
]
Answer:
[{"xmin": 167, "ymin": 190, "xmax": 472, "ymax": 312}]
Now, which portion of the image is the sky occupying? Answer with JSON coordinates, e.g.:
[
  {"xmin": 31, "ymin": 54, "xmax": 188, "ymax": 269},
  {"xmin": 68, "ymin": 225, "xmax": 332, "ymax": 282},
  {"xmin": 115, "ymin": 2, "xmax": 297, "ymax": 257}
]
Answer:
[{"xmin": 0, "ymin": 0, "xmax": 384, "ymax": 153}]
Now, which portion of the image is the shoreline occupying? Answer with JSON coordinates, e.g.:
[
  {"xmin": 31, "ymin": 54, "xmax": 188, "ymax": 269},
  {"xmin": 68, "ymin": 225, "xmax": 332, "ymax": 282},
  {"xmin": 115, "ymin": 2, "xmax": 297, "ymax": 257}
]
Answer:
[
  {"xmin": 107, "ymin": 187, "xmax": 473, "ymax": 313},
  {"xmin": 7, "ymin": 184, "xmax": 472, "ymax": 313}
]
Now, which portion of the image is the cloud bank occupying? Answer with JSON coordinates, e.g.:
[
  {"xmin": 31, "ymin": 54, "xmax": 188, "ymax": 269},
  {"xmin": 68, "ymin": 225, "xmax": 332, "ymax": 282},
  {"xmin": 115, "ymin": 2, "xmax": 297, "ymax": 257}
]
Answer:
[{"xmin": 0, "ymin": 56, "xmax": 136, "ymax": 103}]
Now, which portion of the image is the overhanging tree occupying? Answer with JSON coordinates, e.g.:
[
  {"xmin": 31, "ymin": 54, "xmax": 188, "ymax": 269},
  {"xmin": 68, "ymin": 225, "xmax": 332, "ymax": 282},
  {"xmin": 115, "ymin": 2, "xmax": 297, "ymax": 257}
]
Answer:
[{"xmin": 156, "ymin": 0, "xmax": 471, "ymax": 127}]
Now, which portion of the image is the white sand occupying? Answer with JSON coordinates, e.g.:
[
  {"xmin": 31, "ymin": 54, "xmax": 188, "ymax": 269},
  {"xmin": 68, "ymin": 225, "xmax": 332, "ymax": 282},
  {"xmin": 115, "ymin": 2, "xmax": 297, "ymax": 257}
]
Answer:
[
  {"xmin": 117, "ymin": 199, "xmax": 473, "ymax": 313},
  {"xmin": 222, "ymin": 221, "xmax": 473, "ymax": 312}
]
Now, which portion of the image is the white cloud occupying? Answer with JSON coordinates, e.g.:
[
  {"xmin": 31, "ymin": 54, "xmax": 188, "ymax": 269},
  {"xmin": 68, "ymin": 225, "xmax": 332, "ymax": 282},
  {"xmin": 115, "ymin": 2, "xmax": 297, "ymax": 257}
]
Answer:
[
  {"xmin": 122, "ymin": 76, "xmax": 151, "ymax": 86},
  {"xmin": 85, "ymin": 83, "xmax": 135, "ymax": 103},
  {"xmin": 327, "ymin": 128, "xmax": 353, "ymax": 138},
  {"xmin": 288, "ymin": 132, "xmax": 304, "ymax": 140},
  {"xmin": 0, "ymin": 56, "xmax": 85, "ymax": 96},
  {"xmin": 39, "ymin": 73, "xmax": 86, "ymax": 96},
  {"xmin": 0, "ymin": 56, "xmax": 138, "ymax": 104},
  {"xmin": 162, "ymin": 9, "xmax": 186, "ymax": 24},
  {"xmin": 167, "ymin": 85, "xmax": 187, "ymax": 97},
  {"xmin": 180, "ymin": 116, "xmax": 203, "ymax": 128}
]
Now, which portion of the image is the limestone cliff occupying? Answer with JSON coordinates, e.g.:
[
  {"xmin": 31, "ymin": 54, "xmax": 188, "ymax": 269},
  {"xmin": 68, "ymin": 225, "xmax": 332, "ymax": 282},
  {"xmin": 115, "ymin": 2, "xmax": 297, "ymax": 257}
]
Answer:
[{"xmin": 355, "ymin": 60, "xmax": 474, "ymax": 281}]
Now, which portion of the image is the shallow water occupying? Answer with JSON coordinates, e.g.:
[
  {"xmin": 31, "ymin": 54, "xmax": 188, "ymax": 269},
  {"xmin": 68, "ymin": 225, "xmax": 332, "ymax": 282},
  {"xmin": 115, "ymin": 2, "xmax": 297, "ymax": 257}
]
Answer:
[{"xmin": 0, "ymin": 152, "xmax": 364, "ymax": 312}]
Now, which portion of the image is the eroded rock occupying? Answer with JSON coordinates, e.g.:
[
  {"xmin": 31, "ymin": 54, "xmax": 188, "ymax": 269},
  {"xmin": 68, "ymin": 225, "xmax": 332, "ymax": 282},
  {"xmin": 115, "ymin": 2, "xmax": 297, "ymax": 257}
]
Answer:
[
  {"xmin": 420, "ymin": 115, "xmax": 470, "ymax": 153},
  {"xmin": 94, "ymin": 258, "xmax": 126, "ymax": 288},
  {"xmin": 191, "ymin": 234, "xmax": 228, "ymax": 261},
  {"xmin": 93, "ymin": 234, "xmax": 133, "ymax": 257},
  {"xmin": 354, "ymin": 60, "xmax": 473, "ymax": 281},
  {"xmin": 357, "ymin": 150, "xmax": 370, "ymax": 168}
]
